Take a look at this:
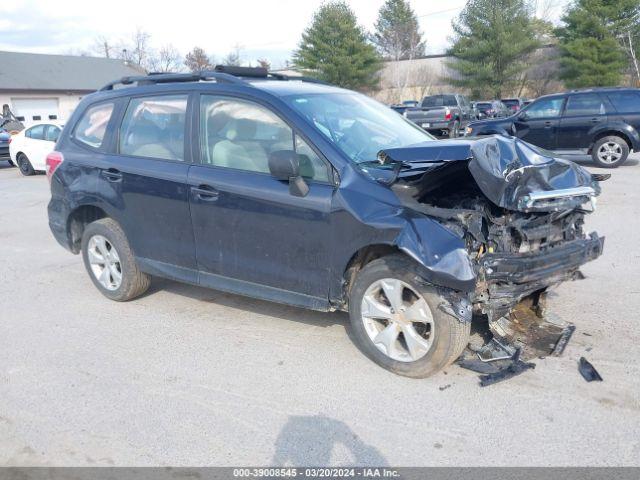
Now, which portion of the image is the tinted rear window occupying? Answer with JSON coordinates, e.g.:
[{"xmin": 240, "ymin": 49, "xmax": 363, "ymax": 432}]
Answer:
[
  {"xmin": 606, "ymin": 91, "xmax": 640, "ymax": 113},
  {"xmin": 422, "ymin": 95, "xmax": 457, "ymax": 107},
  {"xmin": 502, "ymin": 99, "xmax": 520, "ymax": 107},
  {"xmin": 476, "ymin": 103, "xmax": 492, "ymax": 110}
]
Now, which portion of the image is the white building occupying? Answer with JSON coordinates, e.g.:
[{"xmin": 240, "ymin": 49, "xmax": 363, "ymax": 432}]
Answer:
[{"xmin": 0, "ymin": 51, "xmax": 144, "ymax": 126}]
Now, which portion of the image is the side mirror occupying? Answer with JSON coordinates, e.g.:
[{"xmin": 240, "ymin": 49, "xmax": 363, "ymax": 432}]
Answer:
[
  {"xmin": 268, "ymin": 150, "xmax": 309, "ymax": 197},
  {"xmin": 517, "ymin": 111, "xmax": 528, "ymax": 121}
]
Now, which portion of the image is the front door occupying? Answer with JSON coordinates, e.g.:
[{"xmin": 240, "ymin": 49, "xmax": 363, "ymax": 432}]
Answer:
[
  {"xmin": 557, "ymin": 93, "xmax": 608, "ymax": 150},
  {"xmin": 513, "ymin": 96, "xmax": 565, "ymax": 150},
  {"xmin": 188, "ymin": 95, "xmax": 335, "ymax": 305}
]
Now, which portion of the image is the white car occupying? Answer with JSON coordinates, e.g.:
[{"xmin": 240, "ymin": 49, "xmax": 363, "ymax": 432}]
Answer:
[{"xmin": 9, "ymin": 122, "xmax": 63, "ymax": 176}]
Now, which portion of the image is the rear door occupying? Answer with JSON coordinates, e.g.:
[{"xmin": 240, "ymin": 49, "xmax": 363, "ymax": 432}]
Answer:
[
  {"xmin": 557, "ymin": 93, "xmax": 608, "ymax": 150},
  {"xmin": 188, "ymin": 94, "xmax": 335, "ymax": 304},
  {"xmin": 513, "ymin": 96, "xmax": 565, "ymax": 150},
  {"xmin": 103, "ymin": 93, "xmax": 197, "ymax": 276}
]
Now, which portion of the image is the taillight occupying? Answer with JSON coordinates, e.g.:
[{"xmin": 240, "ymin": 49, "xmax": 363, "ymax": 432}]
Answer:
[
  {"xmin": 7, "ymin": 137, "xmax": 11, "ymax": 144},
  {"xmin": 444, "ymin": 108, "xmax": 452, "ymax": 121},
  {"xmin": 46, "ymin": 151, "xmax": 64, "ymax": 182}
]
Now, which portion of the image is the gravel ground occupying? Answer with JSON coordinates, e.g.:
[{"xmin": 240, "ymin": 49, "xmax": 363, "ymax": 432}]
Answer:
[{"xmin": 1, "ymin": 154, "xmax": 639, "ymax": 467}]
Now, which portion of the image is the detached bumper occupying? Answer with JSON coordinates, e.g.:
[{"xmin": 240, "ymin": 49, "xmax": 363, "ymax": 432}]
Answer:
[{"xmin": 481, "ymin": 233, "xmax": 604, "ymax": 284}]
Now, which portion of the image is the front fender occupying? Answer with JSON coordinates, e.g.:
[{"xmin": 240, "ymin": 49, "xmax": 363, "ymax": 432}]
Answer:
[{"xmin": 395, "ymin": 215, "xmax": 477, "ymax": 292}]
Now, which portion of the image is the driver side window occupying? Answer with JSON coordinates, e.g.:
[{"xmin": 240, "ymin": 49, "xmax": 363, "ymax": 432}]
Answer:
[
  {"xmin": 525, "ymin": 97, "xmax": 564, "ymax": 119},
  {"xmin": 200, "ymin": 95, "xmax": 329, "ymax": 182}
]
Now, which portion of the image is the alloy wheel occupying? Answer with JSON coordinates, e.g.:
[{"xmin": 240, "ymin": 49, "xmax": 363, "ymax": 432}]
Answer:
[
  {"xmin": 360, "ymin": 278, "xmax": 435, "ymax": 362},
  {"xmin": 87, "ymin": 235, "xmax": 122, "ymax": 291},
  {"xmin": 597, "ymin": 142, "xmax": 622, "ymax": 164}
]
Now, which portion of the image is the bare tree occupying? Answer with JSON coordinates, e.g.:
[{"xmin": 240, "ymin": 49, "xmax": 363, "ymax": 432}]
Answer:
[
  {"xmin": 223, "ymin": 44, "xmax": 243, "ymax": 66},
  {"xmin": 93, "ymin": 36, "xmax": 114, "ymax": 58},
  {"xmin": 412, "ymin": 64, "xmax": 437, "ymax": 100},
  {"xmin": 148, "ymin": 44, "xmax": 183, "ymax": 73},
  {"xmin": 257, "ymin": 58, "xmax": 271, "ymax": 70},
  {"xmin": 184, "ymin": 47, "xmax": 213, "ymax": 72},
  {"xmin": 129, "ymin": 28, "xmax": 153, "ymax": 69}
]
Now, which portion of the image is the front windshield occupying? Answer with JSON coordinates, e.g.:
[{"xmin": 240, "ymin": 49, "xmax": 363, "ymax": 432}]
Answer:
[{"xmin": 284, "ymin": 92, "xmax": 434, "ymax": 164}]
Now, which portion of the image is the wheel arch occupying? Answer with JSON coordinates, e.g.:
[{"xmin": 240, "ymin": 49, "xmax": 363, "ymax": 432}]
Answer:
[
  {"xmin": 67, "ymin": 204, "xmax": 109, "ymax": 253},
  {"xmin": 590, "ymin": 129, "xmax": 633, "ymax": 152}
]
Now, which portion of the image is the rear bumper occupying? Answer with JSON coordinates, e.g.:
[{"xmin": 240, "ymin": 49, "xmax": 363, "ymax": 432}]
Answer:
[{"xmin": 48, "ymin": 197, "xmax": 74, "ymax": 252}]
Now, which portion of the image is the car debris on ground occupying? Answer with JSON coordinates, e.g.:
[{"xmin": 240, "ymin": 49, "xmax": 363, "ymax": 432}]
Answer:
[{"xmin": 579, "ymin": 357, "xmax": 603, "ymax": 382}]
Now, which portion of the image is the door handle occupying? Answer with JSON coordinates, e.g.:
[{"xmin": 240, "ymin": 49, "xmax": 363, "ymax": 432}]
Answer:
[
  {"xmin": 191, "ymin": 185, "xmax": 219, "ymax": 201},
  {"xmin": 544, "ymin": 121, "xmax": 553, "ymax": 127},
  {"xmin": 101, "ymin": 169, "xmax": 122, "ymax": 182},
  {"xmin": 590, "ymin": 117, "xmax": 602, "ymax": 123}
]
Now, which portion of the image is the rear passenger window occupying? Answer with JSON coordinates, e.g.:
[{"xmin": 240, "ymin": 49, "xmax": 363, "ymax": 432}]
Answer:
[
  {"xmin": 565, "ymin": 94, "xmax": 606, "ymax": 116},
  {"xmin": 25, "ymin": 125, "xmax": 45, "ymax": 140},
  {"xmin": 606, "ymin": 92, "xmax": 640, "ymax": 113},
  {"xmin": 119, "ymin": 95, "xmax": 188, "ymax": 161},
  {"xmin": 74, "ymin": 102, "xmax": 114, "ymax": 149}
]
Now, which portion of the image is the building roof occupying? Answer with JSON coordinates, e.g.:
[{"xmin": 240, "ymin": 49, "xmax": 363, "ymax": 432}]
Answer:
[{"xmin": 0, "ymin": 51, "xmax": 145, "ymax": 92}]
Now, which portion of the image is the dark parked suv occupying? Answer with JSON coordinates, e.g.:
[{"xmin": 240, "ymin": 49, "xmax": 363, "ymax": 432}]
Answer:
[
  {"xmin": 467, "ymin": 88, "xmax": 640, "ymax": 168},
  {"xmin": 47, "ymin": 67, "xmax": 604, "ymax": 378}
]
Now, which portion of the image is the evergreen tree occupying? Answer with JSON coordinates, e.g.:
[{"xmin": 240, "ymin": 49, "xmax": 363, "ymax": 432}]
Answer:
[
  {"xmin": 557, "ymin": 0, "xmax": 640, "ymax": 87},
  {"xmin": 446, "ymin": 0, "xmax": 540, "ymax": 98},
  {"xmin": 293, "ymin": 2, "xmax": 382, "ymax": 90},
  {"xmin": 373, "ymin": 0, "xmax": 426, "ymax": 60}
]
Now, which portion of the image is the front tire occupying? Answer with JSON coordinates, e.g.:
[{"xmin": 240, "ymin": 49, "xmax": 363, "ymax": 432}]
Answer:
[
  {"xmin": 81, "ymin": 218, "xmax": 151, "ymax": 301},
  {"xmin": 592, "ymin": 136, "xmax": 629, "ymax": 168},
  {"xmin": 348, "ymin": 255, "xmax": 470, "ymax": 378},
  {"xmin": 17, "ymin": 153, "xmax": 35, "ymax": 176}
]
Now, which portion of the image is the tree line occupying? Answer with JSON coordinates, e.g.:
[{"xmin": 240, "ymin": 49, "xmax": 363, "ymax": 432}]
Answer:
[{"xmin": 87, "ymin": 0, "xmax": 640, "ymax": 97}]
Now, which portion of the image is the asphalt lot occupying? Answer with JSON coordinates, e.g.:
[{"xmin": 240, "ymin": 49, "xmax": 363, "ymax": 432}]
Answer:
[{"xmin": 1, "ymin": 154, "xmax": 639, "ymax": 467}]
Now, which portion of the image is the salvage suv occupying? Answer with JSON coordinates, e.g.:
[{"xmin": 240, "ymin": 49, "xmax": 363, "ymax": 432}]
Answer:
[{"xmin": 47, "ymin": 67, "xmax": 605, "ymax": 378}]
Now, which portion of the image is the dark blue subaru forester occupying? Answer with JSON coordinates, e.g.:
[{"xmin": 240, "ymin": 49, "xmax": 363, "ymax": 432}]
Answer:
[{"xmin": 47, "ymin": 66, "xmax": 604, "ymax": 378}]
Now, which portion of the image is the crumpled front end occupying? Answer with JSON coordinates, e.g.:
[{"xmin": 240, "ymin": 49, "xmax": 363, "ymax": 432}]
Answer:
[{"xmin": 382, "ymin": 135, "xmax": 605, "ymax": 361}]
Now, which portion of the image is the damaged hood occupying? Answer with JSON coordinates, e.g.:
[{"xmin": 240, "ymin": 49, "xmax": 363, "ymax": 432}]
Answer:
[{"xmin": 379, "ymin": 135, "xmax": 600, "ymax": 212}]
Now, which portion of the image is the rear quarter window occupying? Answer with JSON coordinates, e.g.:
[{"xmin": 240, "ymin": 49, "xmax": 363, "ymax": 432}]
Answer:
[
  {"xmin": 606, "ymin": 92, "xmax": 640, "ymax": 113},
  {"xmin": 73, "ymin": 102, "xmax": 115, "ymax": 149}
]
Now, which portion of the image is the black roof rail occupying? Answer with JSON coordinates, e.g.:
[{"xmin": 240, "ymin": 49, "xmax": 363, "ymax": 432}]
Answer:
[
  {"xmin": 99, "ymin": 70, "xmax": 246, "ymax": 91},
  {"xmin": 99, "ymin": 65, "xmax": 330, "ymax": 91}
]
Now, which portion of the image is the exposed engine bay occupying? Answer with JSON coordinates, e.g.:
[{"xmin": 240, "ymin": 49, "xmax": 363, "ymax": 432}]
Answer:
[{"xmin": 377, "ymin": 136, "xmax": 606, "ymax": 383}]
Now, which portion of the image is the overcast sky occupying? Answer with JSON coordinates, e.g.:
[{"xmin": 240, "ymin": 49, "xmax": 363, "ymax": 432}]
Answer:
[{"xmin": 0, "ymin": 0, "xmax": 569, "ymax": 68}]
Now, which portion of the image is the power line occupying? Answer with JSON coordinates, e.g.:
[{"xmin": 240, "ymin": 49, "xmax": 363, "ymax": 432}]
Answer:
[{"xmin": 416, "ymin": 6, "xmax": 464, "ymax": 19}]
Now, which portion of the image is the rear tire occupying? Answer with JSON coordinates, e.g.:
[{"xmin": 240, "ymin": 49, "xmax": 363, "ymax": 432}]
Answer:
[
  {"xmin": 81, "ymin": 218, "xmax": 151, "ymax": 302},
  {"xmin": 591, "ymin": 136, "xmax": 629, "ymax": 168},
  {"xmin": 348, "ymin": 254, "xmax": 470, "ymax": 378},
  {"xmin": 17, "ymin": 153, "xmax": 35, "ymax": 176}
]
